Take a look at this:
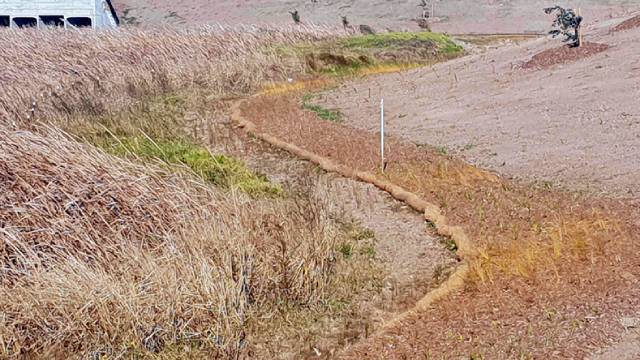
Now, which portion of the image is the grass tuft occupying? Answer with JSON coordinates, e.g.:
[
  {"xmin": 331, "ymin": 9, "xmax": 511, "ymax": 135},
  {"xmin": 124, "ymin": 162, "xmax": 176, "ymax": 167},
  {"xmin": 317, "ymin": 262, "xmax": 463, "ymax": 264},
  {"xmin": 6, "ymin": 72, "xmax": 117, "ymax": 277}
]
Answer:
[
  {"xmin": 98, "ymin": 135, "xmax": 283, "ymax": 197},
  {"xmin": 303, "ymin": 103, "xmax": 343, "ymax": 123},
  {"xmin": 339, "ymin": 32, "xmax": 464, "ymax": 55}
]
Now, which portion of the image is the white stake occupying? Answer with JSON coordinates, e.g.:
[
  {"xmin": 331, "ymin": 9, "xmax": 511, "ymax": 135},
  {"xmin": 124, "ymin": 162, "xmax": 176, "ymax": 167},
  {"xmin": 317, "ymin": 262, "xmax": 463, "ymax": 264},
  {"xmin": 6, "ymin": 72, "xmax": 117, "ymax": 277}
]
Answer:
[{"xmin": 380, "ymin": 98, "xmax": 385, "ymax": 173}]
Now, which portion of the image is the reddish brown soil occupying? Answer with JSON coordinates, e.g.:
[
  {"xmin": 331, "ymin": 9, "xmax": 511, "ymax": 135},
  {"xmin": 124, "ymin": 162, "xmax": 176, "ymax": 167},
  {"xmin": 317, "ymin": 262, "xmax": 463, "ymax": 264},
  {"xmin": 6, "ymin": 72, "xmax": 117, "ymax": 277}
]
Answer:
[
  {"xmin": 240, "ymin": 94, "xmax": 640, "ymax": 358},
  {"xmin": 522, "ymin": 42, "xmax": 610, "ymax": 70},
  {"xmin": 614, "ymin": 15, "xmax": 640, "ymax": 32},
  {"xmin": 195, "ymin": 100, "xmax": 458, "ymax": 357}
]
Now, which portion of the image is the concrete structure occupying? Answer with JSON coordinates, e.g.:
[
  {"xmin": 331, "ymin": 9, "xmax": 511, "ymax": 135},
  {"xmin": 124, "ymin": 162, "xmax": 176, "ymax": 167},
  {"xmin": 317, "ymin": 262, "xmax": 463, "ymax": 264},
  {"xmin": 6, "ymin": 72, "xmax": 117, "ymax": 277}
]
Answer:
[{"xmin": 0, "ymin": 0, "xmax": 119, "ymax": 29}]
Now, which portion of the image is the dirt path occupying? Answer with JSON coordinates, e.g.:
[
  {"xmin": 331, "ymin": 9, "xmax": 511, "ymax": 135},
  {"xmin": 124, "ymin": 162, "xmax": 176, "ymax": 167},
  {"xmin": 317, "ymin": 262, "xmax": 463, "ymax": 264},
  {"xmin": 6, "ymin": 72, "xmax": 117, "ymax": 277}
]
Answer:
[
  {"xmin": 244, "ymin": 140, "xmax": 457, "ymax": 311},
  {"xmin": 198, "ymin": 105, "xmax": 457, "ymax": 357},
  {"xmin": 319, "ymin": 16, "xmax": 640, "ymax": 199}
]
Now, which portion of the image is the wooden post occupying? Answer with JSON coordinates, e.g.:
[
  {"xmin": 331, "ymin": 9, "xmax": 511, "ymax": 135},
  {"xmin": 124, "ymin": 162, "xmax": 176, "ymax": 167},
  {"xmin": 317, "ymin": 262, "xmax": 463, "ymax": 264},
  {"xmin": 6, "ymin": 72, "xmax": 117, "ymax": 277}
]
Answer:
[{"xmin": 577, "ymin": 8, "xmax": 583, "ymax": 47}]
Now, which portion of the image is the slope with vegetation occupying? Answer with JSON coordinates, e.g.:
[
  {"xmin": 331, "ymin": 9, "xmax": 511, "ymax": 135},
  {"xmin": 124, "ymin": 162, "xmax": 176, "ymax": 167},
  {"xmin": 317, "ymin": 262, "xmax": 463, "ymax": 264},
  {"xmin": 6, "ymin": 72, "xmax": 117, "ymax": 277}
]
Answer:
[
  {"xmin": 0, "ymin": 24, "xmax": 463, "ymax": 358},
  {"xmin": 234, "ymin": 15, "xmax": 640, "ymax": 358}
]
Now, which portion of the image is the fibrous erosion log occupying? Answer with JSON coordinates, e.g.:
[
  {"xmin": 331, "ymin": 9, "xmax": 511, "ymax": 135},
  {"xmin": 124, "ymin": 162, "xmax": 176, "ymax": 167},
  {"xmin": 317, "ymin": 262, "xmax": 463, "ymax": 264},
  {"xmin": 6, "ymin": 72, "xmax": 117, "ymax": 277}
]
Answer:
[{"xmin": 545, "ymin": 6, "xmax": 583, "ymax": 47}]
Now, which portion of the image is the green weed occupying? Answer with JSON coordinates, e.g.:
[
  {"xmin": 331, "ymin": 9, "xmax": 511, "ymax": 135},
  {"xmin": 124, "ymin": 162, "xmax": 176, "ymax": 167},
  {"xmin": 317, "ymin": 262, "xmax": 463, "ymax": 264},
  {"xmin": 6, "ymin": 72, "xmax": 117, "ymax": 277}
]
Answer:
[
  {"xmin": 304, "ymin": 103, "xmax": 342, "ymax": 123},
  {"xmin": 441, "ymin": 237, "xmax": 458, "ymax": 253},
  {"xmin": 98, "ymin": 136, "xmax": 283, "ymax": 197},
  {"xmin": 340, "ymin": 243, "xmax": 354, "ymax": 259}
]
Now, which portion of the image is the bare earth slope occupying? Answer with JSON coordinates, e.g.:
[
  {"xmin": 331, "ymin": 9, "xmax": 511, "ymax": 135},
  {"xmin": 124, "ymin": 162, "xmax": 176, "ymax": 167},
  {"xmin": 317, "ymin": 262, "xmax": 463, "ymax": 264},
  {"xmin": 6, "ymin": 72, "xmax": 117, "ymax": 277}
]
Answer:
[
  {"xmin": 114, "ymin": 0, "xmax": 639, "ymax": 33},
  {"xmin": 321, "ymin": 16, "xmax": 640, "ymax": 199}
]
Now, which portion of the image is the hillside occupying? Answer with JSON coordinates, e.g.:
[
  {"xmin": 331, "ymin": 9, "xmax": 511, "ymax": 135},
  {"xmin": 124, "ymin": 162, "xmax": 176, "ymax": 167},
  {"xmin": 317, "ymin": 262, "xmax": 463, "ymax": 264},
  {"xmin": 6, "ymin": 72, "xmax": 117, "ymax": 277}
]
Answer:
[
  {"xmin": 321, "ymin": 14, "xmax": 640, "ymax": 198},
  {"xmin": 114, "ymin": 0, "xmax": 640, "ymax": 33},
  {"xmin": 3, "ymin": 2, "xmax": 640, "ymax": 359}
]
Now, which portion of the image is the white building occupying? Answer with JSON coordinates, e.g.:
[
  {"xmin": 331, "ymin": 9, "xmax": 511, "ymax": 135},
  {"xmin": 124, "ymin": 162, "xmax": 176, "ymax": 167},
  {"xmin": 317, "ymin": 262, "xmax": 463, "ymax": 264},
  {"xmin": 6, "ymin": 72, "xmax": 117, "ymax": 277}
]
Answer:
[{"xmin": 0, "ymin": 0, "xmax": 119, "ymax": 29}]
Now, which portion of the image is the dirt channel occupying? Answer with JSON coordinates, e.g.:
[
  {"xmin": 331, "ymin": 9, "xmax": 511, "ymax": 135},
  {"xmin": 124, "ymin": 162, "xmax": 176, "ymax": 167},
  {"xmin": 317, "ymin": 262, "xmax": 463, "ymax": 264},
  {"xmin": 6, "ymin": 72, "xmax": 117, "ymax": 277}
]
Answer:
[{"xmin": 194, "ymin": 102, "xmax": 457, "ymax": 358}]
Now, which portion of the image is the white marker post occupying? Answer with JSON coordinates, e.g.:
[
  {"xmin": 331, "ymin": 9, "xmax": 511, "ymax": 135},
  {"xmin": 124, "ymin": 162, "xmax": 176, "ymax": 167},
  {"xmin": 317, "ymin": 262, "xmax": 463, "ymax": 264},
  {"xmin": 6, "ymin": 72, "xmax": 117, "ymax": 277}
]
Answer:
[{"xmin": 380, "ymin": 98, "xmax": 385, "ymax": 173}]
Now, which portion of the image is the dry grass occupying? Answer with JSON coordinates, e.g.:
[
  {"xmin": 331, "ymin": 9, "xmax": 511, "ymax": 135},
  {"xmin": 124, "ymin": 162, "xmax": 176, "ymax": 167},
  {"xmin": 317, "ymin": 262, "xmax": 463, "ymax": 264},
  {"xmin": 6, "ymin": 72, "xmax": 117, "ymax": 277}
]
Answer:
[
  {"xmin": 239, "ymin": 93, "xmax": 640, "ymax": 357},
  {"xmin": 0, "ymin": 26, "xmax": 390, "ymax": 358},
  {"xmin": 0, "ymin": 25, "xmax": 338, "ymax": 128},
  {"xmin": 0, "ymin": 123, "xmax": 376, "ymax": 357}
]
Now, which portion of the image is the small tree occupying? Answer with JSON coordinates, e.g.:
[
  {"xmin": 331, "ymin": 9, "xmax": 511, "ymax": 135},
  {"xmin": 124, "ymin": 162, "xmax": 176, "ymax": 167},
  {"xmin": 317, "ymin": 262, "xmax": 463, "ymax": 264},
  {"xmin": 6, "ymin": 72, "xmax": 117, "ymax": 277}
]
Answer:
[
  {"xmin": 289, "ymin": 10, "xmax": 301, "ymax": 24},
  {"xmin": 544, "ymin": 6, "xmax": 583, "ymax": 47},
  {"xmin": 342, "ymin": 16, "xmax": 350, "ymax": 30}
]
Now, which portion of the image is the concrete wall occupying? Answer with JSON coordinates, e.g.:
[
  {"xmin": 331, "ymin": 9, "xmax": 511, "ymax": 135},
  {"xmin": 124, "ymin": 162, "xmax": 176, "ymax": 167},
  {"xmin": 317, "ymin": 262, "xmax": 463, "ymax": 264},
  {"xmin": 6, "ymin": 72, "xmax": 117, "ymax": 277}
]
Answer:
[{"xmin": 0, "ymin": 0, "xmax": 118, "ymax": 28}]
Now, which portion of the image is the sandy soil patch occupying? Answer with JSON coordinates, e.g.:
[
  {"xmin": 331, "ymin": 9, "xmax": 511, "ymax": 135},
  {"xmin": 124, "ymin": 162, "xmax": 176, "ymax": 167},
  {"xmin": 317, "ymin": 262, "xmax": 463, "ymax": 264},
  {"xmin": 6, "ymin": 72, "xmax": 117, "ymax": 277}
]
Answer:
[{"xmin": 114, "ymin": 0, "xmax": 640, "ymax": 34}]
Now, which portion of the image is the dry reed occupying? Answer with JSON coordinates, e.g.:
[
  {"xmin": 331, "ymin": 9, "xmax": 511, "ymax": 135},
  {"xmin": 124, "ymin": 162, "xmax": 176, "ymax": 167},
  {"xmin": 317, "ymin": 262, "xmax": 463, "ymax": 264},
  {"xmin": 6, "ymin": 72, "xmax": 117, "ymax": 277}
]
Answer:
[
  {"xmin": 0, "ymin": 25, "xmax": 350, "ymax": 358},
  {"xmin": 0, "ymin": 25, "xmax": 338, "ymax": 127},
  {"xmin": 0, "ymin": 124, "xmax": 343, "ymax": 357}
]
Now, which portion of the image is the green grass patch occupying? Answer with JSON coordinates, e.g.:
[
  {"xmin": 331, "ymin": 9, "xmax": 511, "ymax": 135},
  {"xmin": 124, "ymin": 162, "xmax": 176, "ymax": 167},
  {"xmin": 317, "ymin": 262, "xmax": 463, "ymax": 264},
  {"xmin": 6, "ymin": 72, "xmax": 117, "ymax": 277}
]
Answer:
[
  {"xmin": 69, "ymin": 92, "xmax": 282, "ymax": 198},
  {"xmin": 285, "ymin": 31, "xmax": 465, "ymax": 79},
  {"xmin": 302, "ymin": 93, "xmax": 343, "ymax": 122},
  {"xmin": 339, "ymin": 32, "xmax": 463, "ymax": 55},
  {"xmin": 441, "ymin": 237, "xmax": 458, "ymax": 253},
  {"xmin": 339, "ymin": 243, "xmax": 354, "ymax": 259},
  {"xmin": 303, "ymin": 103, "xmax": 342, "ymax": 123},
  {"xmin": 97, "ymin": 135, "xmax": 283, "ymax": 197}
]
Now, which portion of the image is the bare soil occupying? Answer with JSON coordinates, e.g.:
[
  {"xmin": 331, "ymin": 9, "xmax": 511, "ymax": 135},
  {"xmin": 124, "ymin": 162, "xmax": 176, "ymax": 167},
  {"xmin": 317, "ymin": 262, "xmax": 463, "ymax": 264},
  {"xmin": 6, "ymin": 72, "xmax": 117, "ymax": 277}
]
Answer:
[
  {"xmin": 613, "ymin": 14, "xmax": 640, "ymax": 31},
  {"xmin": 320, "ymin": 23, "xmax": 640, "ymax": 199},
  {"xmin": 522, "ymin": 42, "xmax": 610, "ymax": 70},
  {"xmin": 237, "ymin": 90, "xmax": 640, "ymax": 359},
  {"xmin": 114, "ymin": 0, "xmax": 640, "ymax": 34}
]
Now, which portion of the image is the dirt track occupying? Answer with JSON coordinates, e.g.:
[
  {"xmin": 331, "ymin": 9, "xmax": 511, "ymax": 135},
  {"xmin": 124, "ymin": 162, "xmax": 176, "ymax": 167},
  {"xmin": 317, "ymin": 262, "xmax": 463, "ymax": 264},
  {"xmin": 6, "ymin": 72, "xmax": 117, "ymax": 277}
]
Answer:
[
  {"xmin": 320, "ymin": 16, "xmax": 640, "ymax": 199},
  {"xmin": 115, "ymin": 0, "xmax": 640, "ymax": 33}
]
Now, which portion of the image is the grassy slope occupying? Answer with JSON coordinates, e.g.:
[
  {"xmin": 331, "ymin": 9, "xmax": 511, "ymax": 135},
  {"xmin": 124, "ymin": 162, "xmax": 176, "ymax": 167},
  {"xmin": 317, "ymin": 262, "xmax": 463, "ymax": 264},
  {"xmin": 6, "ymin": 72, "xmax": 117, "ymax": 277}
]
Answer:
[
  {"xmin": 292, "ymin": 32, "xmax": 464, "ymax": 123},
  {"xmin": 1, "ymin": 29, "xmax": 466, "ymax": 358}
]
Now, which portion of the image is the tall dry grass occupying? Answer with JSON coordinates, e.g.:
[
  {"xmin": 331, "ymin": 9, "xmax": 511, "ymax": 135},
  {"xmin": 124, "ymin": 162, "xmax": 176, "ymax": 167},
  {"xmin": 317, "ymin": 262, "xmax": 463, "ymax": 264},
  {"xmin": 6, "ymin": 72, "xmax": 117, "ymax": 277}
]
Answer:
[
  {"xmin": 0, "ymin": 25, "xmax": 337, "ymax": 127},
  {"xmin": 0, "ymin": 124, "xmax": 342, "ymax": 357},
  {"xmin": 0, "ymin": 26, "xmax": 353, "ymax": 358}
]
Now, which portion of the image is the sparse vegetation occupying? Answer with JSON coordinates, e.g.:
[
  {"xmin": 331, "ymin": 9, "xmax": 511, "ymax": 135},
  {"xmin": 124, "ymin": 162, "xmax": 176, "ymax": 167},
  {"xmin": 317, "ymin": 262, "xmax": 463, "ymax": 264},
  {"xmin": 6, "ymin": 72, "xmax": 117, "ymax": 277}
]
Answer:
[
  {"xmin": 240, "ymin": 91, "xmax": 638, "ymax": 358},
  {"xmin": 303, "ymin": 94, "xmax": 343, "ymax": 123},
  {"xmin": 545, "ymin": 6, "xmax": 583, "ymax": 47}
]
